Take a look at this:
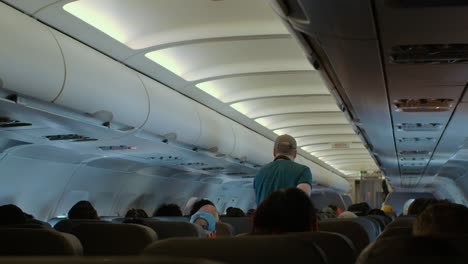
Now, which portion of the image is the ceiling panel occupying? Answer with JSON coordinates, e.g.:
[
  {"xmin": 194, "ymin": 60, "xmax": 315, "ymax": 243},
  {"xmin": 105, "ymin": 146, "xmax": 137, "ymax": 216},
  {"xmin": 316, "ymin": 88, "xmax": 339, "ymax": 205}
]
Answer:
[
  {"xmin": 63, "ymin": 0, "xmax": 286, "ymax": 49},
  {"xmin": 255, "ymin": 112, "xmax": 348, "ymax": 129},
  {"xmin": 230, "ymin": 95, "xmax": 339, "ymax": 119},
  {"xmin": 196, "ymin": 72, "xmax": 328, "ymax": 103},
  {"xmin": 145, "ymin": 38, "xmax": 313, "ymax": 81}
]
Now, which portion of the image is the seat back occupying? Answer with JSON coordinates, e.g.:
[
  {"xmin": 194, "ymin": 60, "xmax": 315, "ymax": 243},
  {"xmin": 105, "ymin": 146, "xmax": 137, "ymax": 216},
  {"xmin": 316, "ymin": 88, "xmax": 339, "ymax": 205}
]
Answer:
[
  {"xmin": 153, "ymin": 216, "xmax": 190, "ymax": 222},
  {"xmin": 54, "ymin": 219, "xmax": 110, "ymax": 233},
  {"xmin": 306, "ymin": 231, "xmax": 356, "ymax": 264},
  {"xmin": 143, "ymin": 233, "xmax": 327, "ymax": 264},
  {"xmin": 144, "ymin": 220, "xmax": 205, "ymax": 239},
  {"xmin": 357, "ymin": 236, "xmax": 467, "ymax": 264},
  {"xmin": 71, "ymin": 223, "xmax": 157, "ymax": 255},
  {"xmin": 378, "ymin": 227, "xmax": 412, "ymax": 240},
  {"xmin": 320, "ymin": 218, "xmax": 374, "ymax": 254},
  {"xmin": 363, "ymin": 216, "xmax": 382, "ymax": 235},
  {"xmin": 367, "ymin": 215, "xmax": 387, "ymax": 230},
  {"xmin": 218, "ymin": 217, "xmax": 253, "ymax": 235},
  {"xmin": 0, "ymin": 228, "xmax": 82, "ymax": 255},
  {"xmin": 0, "ymin": 256, "xmax": 224, "ymax": 264},
  {"xmin": 215, "ymin": 222, "xmax": 234, "ymax": 237},
  {"xmin": 385, "ymin": 217, "xmax": 415, "ymax": 230}
]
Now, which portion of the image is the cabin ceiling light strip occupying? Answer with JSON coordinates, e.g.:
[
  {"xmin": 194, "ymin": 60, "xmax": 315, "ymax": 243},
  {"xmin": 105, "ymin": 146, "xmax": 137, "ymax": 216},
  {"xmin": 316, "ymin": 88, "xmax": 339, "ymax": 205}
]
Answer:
[{"xmin": 394, "ymin": 99, "xmax": 454, "ymax": 112}]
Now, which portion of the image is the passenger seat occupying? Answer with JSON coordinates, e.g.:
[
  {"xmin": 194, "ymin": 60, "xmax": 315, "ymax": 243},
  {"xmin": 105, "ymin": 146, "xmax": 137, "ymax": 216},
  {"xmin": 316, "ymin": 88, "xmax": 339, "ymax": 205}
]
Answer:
[
  {"xmin": 0, "ymin": 228, "xmax": 82, "ymax": 255},
  {"xmin": 70, "ymin": 223, "xmax": 157, "ymax": 255}
]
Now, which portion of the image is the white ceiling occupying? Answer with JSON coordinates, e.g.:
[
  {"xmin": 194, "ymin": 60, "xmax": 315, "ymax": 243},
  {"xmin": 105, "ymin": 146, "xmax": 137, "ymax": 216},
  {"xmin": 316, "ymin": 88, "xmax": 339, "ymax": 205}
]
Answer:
[{"xmin": 3, "ymin": 0, "xmax": 378, "ymax": 176}]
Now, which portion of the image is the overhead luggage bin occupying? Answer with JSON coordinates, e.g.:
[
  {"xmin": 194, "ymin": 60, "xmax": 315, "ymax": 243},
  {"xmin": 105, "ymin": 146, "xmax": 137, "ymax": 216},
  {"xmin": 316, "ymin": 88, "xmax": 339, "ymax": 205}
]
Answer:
[
  {"xmin": 194, "ymin": 103, "xmax": 235, "ymax": 156},
  {"xmin": 139, "ymin": 74, "xmax": 201, "ymax": 145},
  {"xmin": 230, "ymin": 122, "xmax": 272, "ymax": 166},
  {"xmin": 0, "ymin": 3, "xmax": 64, "ymax": 102},
  {"xmin": 51, "ymin": 30, "xmax": 150, "ymax": 130}
]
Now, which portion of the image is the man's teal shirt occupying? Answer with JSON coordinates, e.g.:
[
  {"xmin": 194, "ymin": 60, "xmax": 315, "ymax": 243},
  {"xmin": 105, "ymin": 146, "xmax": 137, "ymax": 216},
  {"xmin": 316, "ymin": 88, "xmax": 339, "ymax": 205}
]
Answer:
[{"xmin": 253, "ymin": 159, "xmax": 313, "ymax": 205}]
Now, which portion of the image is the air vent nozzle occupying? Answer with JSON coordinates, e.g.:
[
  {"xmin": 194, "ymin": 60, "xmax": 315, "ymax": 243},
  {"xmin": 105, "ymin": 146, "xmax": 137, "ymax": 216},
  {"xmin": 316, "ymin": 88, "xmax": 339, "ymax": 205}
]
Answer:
[
  {"xmin": 397, "ymin": 123, "xmax": 442, "ymax": 132},
  {"xmin": 390, "ymin": 44, "xmax": 468, "ymax": 64}
]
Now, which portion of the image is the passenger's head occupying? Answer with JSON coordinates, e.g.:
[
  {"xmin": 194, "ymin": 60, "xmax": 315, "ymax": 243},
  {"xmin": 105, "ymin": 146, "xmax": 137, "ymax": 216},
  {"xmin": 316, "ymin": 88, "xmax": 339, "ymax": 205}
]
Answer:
[
  {"xmin": 190, "ymin": 210, "xmax": 217, "ymax": 238},
  {"xmin": 407, "ymin": 198, "xmax": 443, "ymax": 216},
  {"xmin": 125, "ymin": 208, "xmax": 148, "ymax": 218},
  {"xmin": 273, "ymin": 134, "xmax": 297, "ymax": 160},
  {"xmin": 189, "ymin": 199, "xmax": 215, "ymax": 216},
  {"xmin": 153, "ymin": 203, "xmax": 183, "ymax": 217},
  {"xmin": 321, "ymin": 207, "xmax": 337, "ymax": 219},
  {"xmin": 199, "ymin": 204, "xmax": 219, "ymax": 222},
  {"xmin": 368, "ymin": 208, "xmax": 386, "ymax": 216},
  {"xmin": 348, "ymin": 202, "xmax": 371, "ymax": 216},
  {"xmin": 413, "ymin": 203, "xmax": 468, "ymax": 237},
  {"xmin": 68, "ymin": 201, "xmax": 99, "ymax": 220},
  {"xmin": 246, "ymin": 209, "xmax": 255, "ymax": 217},
  {"xmin": 253, "ymin": 188, "xmax": 318, "ymax": 235},
  {"xmin": 226, "ymin": 207, "xmax": 245, "ymax": 217},
  {"xmin": 0, "ymin": 204, "xmax": 27, "ymax": 225}
]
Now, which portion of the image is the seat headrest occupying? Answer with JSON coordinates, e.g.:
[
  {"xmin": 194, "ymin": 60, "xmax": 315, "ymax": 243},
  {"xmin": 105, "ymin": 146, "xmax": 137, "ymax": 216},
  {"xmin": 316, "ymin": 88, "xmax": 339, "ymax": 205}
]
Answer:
[
  {"xmin": 215, "ymin": 222, "xmax": 234, "ymax": 237},
  {"xmin": 0, "ymin": 228, "xmax": 82, "ymax": 255},
  {"xmin": 319, "ymin": 218, "xmax": 374, "ymax": 254},
  {"xmin": 218, "ymin": 217, "xmax": 253, "ymax": 235},
  {"xmin": 357, "ymin": 236, "xmax": 467, "ymax": 264},
  {"xmin": 53, "ymin": 219, "xmax": 110, "ymax": 233},
  {"xmin": 144, "ymin": 220, "xmax": 205, "ymax": 239},
  {"xmin": 143, "ymin": 232, "xmax": 328, "ymax": 264},
  {"xmin": 71, "ymin": 223, "xmax": 157, "ymax": 255}
]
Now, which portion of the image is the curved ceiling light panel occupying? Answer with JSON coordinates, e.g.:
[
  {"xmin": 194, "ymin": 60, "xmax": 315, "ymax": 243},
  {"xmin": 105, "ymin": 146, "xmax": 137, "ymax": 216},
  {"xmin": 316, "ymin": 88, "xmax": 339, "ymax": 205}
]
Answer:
[
  {"xmin": 64, "ymin": 0, "xmax": 286, "ymax": 49},
  {"xmin": 62, "ymin": 0, "xmax": 377, "ymax": 177},
  {"xmin": 145, "ymin": 38, "xmax": 313, "ymax": 81}
]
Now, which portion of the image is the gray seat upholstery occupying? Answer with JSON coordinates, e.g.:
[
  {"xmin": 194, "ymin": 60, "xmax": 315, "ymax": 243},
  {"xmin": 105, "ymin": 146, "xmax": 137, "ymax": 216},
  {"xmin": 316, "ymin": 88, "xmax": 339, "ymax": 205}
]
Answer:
[
  {"xmin": 143, "ymin": 232, "xmax": 327, "ymax": 264},
  {"xmin": 378, "ymin": 227, "xmax": 412, "ymax": 240},
  {"xmin": 0, "ymin": 228, "xmax": 82, "ymax": 255},
  {"xmin": 320, "ymin": 218, "xmax": 375, "ymax": 254},
  {"xmin": 215, "ymin": 222, "xmax": 234, "ymax": 237},
  {"xmin": 152, "ymin": 216, "xmax": 190, "ymax": 222},
  {"xmin": 218, "ymin": 217, "xmax": 252, "ymax": 235},
  {"xmin": 305, "ymin": 231, "xmax": 356, "ymax": 264},
  {"xmin": 0, "ymin": 256, "xmax": 223, "ymax": 264},
  {"xmin": 363, "ymin": 216, "xmax": 382, "ymax": 235},
  {"xmin": 357, "ymin": 236, "xmax": 467, "ymax": 264},
  {"xmin": 54, "ymin": 219, "xmax": 110, "ymax": 233},
  {"xmin": 71, "ymin": 223, "xmax": 157, "ymax": 255},
  {"xmin": 144, "ymin": 220, "xmax": 205, "ymax": 239},
  {"xmin": 367, "ymin": 215, "xmax": 387, "ymax": 230}
]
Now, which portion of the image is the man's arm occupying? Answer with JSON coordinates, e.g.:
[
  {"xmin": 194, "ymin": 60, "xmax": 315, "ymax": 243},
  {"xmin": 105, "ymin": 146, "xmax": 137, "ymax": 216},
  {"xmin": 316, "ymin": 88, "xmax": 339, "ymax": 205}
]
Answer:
[{"xmin": 297, "ymin": 183, "xmax": 312, "ymax": 196}]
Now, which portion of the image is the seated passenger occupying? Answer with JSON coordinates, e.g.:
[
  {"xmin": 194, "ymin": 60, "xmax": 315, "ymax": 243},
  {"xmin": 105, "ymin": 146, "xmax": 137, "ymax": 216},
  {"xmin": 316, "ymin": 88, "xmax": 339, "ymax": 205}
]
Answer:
[
  {"xmin": 246, "ymin": 208, "xmax": 255, "ymax": 217},
  {"xmin": 153, "ymin": 203, "xmax": 183, "ymax": 217},
  {"xmin": 226, "ymin": 207, "xmax": 245, "ymax": 217},
  {"xmin": 337, "ymin": 211, "xmax": 358, "ymax": 219},
  {"xmin": 348, "ymin": 202, "xmax": 371, "ymax": 216},
  {"xmin": 68, "ymin": 200, "xmax": 99, "ymax": 220},
  {"xmin": 407, "ymin": 198, "xmax": 447, "ymax": 216},
  {"xmin": 0, "ymin": 204, "xmax": 26, "ymax": 225},
  {"xmin": 413, "ymin": 203, "xmax": 468, "ymax": 237},
  {"xmin": 190, "ymin": 209, "xmax": 217, "ymax": 238},
  {"xmin": 252, "ymin": 188, "xmax": 318, "ymax": 235},
  {"xmin": 125, "ymin": 208, "xmax": 149, "ymax": 218},
  {"xmin": 328, "ymin": 204, "xmax": 342, "ymax": 215},
  {"xmin": 189, "ymin": 199, "xmax": 215, "ymax": 216},
  {"xmin": 321, "ymin": 206, "xmax": 338, "ymax": 219}
]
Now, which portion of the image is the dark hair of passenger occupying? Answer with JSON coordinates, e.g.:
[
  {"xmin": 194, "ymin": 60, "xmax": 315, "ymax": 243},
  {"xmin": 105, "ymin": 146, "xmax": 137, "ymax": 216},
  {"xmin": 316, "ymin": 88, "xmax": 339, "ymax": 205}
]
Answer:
[
  {"xmin": 0, "ymin": 204, "xmax": 27, "ymax": 225},
  {"xmin": 253, "ymin": 188, "xmax": 318, "ymax": 235},
  {"xmin": 189, "ymin": 199, "xmax": 214, "ymax": 216},
  {"xmin": 368, "ymin": 208, "xmax": 386, "ymax": 216},
  {"xmin": 407, "ymin": 198, "xmax": 445, "ymax": 216},
  {"xmin": 226, "ymin": 207, "xmax": 245, "ymax": 217},
  {"xmin": 123, "ymin": 218, "xmax": 147, "ymax": 226},
  {"xmin": 413, "ymin": 203, "xmax": 468, "ymax": 237},
  {"xmin": 246, "ymin": 209, "xmax": 255, "ymax": 217},
  {"xmin": 348, "ymin": 202, "xmax": 371, "ymax": 216},
  {"xmin": 68, "ymin": 200, "xmax": 99, "ymax": 220},
  {"xmin": 153, "ymin": 203, "xmax": 183, "ymax": 217},
  {"xmin": 125, "ymin": 208, "xmax": 149, "ymax": 218}
]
